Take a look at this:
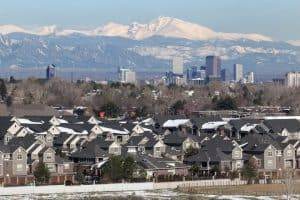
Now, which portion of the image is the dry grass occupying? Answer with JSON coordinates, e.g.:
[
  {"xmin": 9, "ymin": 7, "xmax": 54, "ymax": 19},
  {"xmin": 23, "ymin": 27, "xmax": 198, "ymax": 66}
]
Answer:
[{"xmin": 178, "ymin": 183, "xmax": 300, "ymax": 196}]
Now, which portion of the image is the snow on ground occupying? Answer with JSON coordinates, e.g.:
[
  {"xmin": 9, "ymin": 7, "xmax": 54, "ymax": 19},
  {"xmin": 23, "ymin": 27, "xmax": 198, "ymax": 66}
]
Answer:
[{"xmin": 0, "ymin": 190, "xmax": 298, "ymax": 200}]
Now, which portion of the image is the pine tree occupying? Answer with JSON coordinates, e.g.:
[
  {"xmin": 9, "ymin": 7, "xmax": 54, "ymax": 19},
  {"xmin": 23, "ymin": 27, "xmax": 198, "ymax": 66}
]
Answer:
[{"xmin": 34, "ymin": 162, "xmax": 51, "ymax": 184}]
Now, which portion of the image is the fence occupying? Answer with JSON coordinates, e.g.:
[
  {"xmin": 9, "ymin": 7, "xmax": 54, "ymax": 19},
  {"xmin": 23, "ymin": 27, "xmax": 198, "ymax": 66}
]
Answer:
[{"xmin": 0, "ymin": 179, "xmax": 250, "ymax": 196}]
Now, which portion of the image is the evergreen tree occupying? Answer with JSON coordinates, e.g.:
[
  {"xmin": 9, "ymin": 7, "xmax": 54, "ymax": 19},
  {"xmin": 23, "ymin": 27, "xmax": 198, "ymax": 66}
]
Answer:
[
  {"xmin": 34, "ymin": 162, "xmax": 50, "ymax": 184},
  {"xmin": 0, "ymin": 79, "xmax": 7, "ymax": 100},
  {"xmin": 100, "ymin": 102, "xmax": 121, "ymax": 118},
  {"xmin": 103, "ymin": 156, "xmax": 124, "ymax": 182},
  {"xmin": 122, "ymin": 156, "xmax": 136, "ymax": 181},
  {"xmin": 241, "ymin": 160, "xmax": 258, "ymax": 184}
]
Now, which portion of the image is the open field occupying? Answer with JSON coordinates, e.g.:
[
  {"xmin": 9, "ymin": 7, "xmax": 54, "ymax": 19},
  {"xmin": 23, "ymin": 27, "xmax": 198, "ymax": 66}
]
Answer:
[{"xmin": 178, "ymin": 183, "xmax": 300, "ymax": 196}]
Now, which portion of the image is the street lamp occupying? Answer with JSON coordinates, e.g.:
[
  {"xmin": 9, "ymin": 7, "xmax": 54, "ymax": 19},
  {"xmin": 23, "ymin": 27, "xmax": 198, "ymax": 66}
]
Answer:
[{"xmin": 6, "ymin": 174, "xmax": 10, "ymax": 186}]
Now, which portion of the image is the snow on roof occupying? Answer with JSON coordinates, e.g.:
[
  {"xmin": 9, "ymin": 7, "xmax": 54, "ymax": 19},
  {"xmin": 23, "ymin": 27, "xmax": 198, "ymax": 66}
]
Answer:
[
  {"xmin": 140, "ymin": 126, "xmax": 153, "ymax": 132},
  {"xmin": 35, "ymin": 132, "xmax": 48, "ymax": 135},
  {"xmin": 99, "ymin": 126, "xmax": 129, "ymax": 135},
  {"xmin": 201, "ymin": 121, "xmax": 227, "ymax": 130},
  {"xmin": 57, "ymin": 118, "xmax": 68, "ymax": 124},
  {"xmin": 57, "ymin": 126, "xmax": 88, "ymax": 135},
  {"xmin": 17, "ymin": 118, "xmax": 44, "ymax": 124},
  {"xmin": 163, "ymin": 119, "xmax": 190, "ymax": 128},
  {"xmin": 240, "ymin": 124, "xmax": 258, "ymax": 132},
  {"xmin": 142, "ymin": 118, "xmax": 154, "ymax": 125},
  {"xmin": 91, "ymin": 160, "xmax": 108, "ymax": 169}
]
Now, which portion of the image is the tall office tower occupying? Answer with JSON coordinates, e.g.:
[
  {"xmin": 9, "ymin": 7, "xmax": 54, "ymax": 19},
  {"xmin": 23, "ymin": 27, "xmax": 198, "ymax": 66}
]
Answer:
[
  {"xmin": 46, "ymin": 64, "xmax": 56, "ymax": 80},
  {"xmin": 199, "ymin": 66, "xmax": 206, "ymax": 79},
  {"xmin": 118, "ymin": 68, "xmax": 136, "ymax": 84},
  {"xmin": 233, "ymin": 64, "xmax": 243, "ymax": 82},
  {"xmin": 186, "ymin": 66, "xmax": 198, "ymax": 80},
  {"xmin": 172, "ymin": 57, "xmax": 184, "ymax": 75},
  {"xmin": 221, "ymin": 69, "xmax": 226, "ymax": 82},
  {"xmin": 246, "ymin": 72, "xmax": 254, "ymax": 83},
  {"xmin": 285, "ymin": 72, "xmax": 300, "ymax": 87},
  {"xmin": 205, "ymin": 56, "xmax": 221, "ymax": 78}
]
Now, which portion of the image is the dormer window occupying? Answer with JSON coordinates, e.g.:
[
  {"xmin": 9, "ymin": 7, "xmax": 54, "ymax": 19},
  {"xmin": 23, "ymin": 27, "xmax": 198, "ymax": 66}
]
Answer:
[
  {"xmin": 267, "ymin": 151, "xmax": 273, "ymax": 156},
  {"xmin": 46, "ymin": 153, "xmax": 52, "ymax": 160},
  {"xmin": 4, "ymin": 154, "xmax": 10, "ymax": 160},
  {"xmin": 17, "ymin": 154, "xmax": 23, "ymax": 160},
  {"xmin": 287, "ymin": 150, "xmax": 292, "ymax": 157}
]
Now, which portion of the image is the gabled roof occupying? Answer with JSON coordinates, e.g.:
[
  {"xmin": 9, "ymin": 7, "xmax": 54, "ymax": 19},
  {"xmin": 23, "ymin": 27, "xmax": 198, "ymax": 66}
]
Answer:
[
  {"xmin": 228, "ymin": 118, "xmax": 261, "ymax": 131},
  {"xmin": 71, "ymin": 145, "xmax": 108, "ymax": 159},
  {"xmin": 263, "ymin": 119, "xmax": 300, "ymax": 133},
  {"xmin": 163, "ymin": 132, "xmax": 186, "ymax": 146},
  {"xmin": 7, "ymin": 134, "xmax": 36, "ymax": 149},
  {"xmin": 126, "ymin": 135, "xmax": 145, "ymax": 146},
  {"xmin": 240, "ymin": 133, "xmax": 281, "ymax": 152},
  {"xmin": 163, "ymin": 119, "xmax": 191, "ymax": 128},
  {"xmin": 54, "ymin": 133, "xmax": 71, "ymax": 146},
  {"xmin": 191, "ymin": 116, "xmax": 223, "ymax": 128},
  {"xmin": 82, "ymin": 137, "xmax": 113, "ymax": 150},
  {"xmin": 154, "ymin": 115, "xmax": 187, "ymax": 126},
  {"xmin": 137, "ymin": 154, "xmax": 188, "ymax": 170},
  {"xmin": 0, "ymin": 143, "xmax": 24, "ymax": 153},
  {"xmin": 184, "ymin": 147, "xmax": 231, "ymax": 163},
  {"xmin": 201, "ymin": 135, "xmax": 235, "ymax": 153}
]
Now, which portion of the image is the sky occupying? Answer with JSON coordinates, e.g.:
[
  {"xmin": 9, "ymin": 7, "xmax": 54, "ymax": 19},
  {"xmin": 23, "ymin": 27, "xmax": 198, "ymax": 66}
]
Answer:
[{"xmin": 0, "ymin": 0, "xmax": 299, "ymax": 41}]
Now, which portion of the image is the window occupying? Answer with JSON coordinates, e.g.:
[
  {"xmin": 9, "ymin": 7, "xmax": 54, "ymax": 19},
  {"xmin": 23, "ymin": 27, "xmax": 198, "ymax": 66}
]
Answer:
[
  {"xmin": 64, "ymin": 163, "xmax": 70, "ymax": 170},
  {"xmin": 276, "ymin": 150, "xmax": 282, "ymax": 156},
  {"xmin": 16, "ymin": 164, "xmax": 23, "ymax": 171},
  {"xmin": 47, "ymin": 164, "xmax": 56, "ymax": 172},
  {"xmin": 257, "ymin": 160, "xmax": 261, "ymax": 167},
  {"xmin": 46, "ymin": 136, "xmax": 52, "ymax": 143},
  {"xmin": 286, "ymin": 150, "xmax": 292, "ymax": 157},
  {"xmin": 4, "ymin": 154, "xmax": 10, "ymax": 160},
  {"xmin": 155, "ymin": 147, "xmax": 161, "ymax": 152},
  {"xmin": 267, "ymin": 151, "xmax": 273, "ymax": 157},
  {"xmin": 17, "ymin": 154, "xmax": 23, "ymax": 160},
  {"xmin": 234, "ymin": 151, "xmax": 241, "ymax": 158},
  {"xmin": 45, "ymin": 153, "xmax": 52, "ymax": 160},
  {"xmin": 267, "ymin": 160, "xmax": 273, "ymax": 166}
]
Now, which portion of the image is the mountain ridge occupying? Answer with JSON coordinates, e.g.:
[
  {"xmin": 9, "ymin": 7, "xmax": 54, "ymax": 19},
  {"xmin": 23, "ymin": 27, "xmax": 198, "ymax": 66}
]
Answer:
[{"xmin": 0, "ymin": 17, "xmax": 273, "ymax": 42}]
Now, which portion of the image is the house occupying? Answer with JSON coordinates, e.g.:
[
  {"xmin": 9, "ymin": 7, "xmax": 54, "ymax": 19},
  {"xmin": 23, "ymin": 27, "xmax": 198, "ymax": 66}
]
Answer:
[
  {"xmin": 228, "ymin": 118, "xmax": 261, "ymax": 139},
  {"xmin": 136, "ymin": 154, "xmax": 189, "ymax": 179},
  {"xmin": 263, "ymin": 119, "xmax": 300, "ymax": 139},
  {"xmin": 0, "ymin": 145, "xmax": 30, "ymax": 185}
]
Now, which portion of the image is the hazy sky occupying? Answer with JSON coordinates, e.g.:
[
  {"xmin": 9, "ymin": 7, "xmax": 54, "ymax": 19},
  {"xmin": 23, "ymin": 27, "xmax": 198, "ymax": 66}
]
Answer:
[{"xmin": 0, "ymin": 0, "xmax": 299, "ymax": 41}]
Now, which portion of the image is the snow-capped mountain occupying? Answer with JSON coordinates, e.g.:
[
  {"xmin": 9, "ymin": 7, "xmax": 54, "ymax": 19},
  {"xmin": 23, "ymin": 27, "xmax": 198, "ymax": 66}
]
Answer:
[
  {"xmin": 0, "ymin": 17, "xmax": 272, "ymax": 41},
  {"xmin": 288, "ymin": 40, "xmax": 300, "ymax": 47},
  {"xmin": 0, "ymin": 17, "xmax": 299, "ymax": 80}
]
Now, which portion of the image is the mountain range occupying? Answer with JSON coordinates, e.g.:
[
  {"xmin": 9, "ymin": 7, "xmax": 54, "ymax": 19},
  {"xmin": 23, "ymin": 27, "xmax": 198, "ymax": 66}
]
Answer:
[{"xmin": 0, "ymin": 17, "xmax": 299, "ymax": 80}]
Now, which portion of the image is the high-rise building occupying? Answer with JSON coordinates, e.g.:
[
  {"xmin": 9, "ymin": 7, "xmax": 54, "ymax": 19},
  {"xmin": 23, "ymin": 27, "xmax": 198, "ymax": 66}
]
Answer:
[
  {"xmin": 205, "ymin": 56, "xmax": 221, "ymax": 78},
  {"xmin": 199, "ymin": 66, "xmax": 206, "ymax": 79},
  {"xmin": 118, "ymin": 68, "xmax": 136, "ymax": 84},
  {"xmin": 186, "ymin": 66, "xmax": 198, "ymax": 80},
  {"xmin": 246, "ymin": 72, "xmax": 254, "ymax": 83},
  {"xmin": 164, "ymin": 72, "xmax": 186, "ymax": 86},
  {"xmin": 233, "ymin": 64, "xmax": 243, "ymax": 82},
  {"xmin": 46, "ymin": 64, "xmax": 56, "ymax": 80},
  {"xmin": 221, "ymin": 69, "xmax": 226, "ymax": 82},
  {"xmin": 172, "ymin": 57, "xmax": 184, "ymax": 75},
  {"xmin": 285, "ymin": 72, "xmax": 300, "ymax": 87}
]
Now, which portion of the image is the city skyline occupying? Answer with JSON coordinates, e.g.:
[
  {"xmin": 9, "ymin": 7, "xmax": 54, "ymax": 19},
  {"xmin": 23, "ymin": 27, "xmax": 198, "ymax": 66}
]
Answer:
[{"xmin": 0, "ymin": 0, "xmax": 299, "ymax": 41}]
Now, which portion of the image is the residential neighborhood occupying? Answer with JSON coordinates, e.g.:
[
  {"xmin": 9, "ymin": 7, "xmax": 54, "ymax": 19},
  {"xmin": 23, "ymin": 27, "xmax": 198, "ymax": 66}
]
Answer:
[{"xmin": 0, "ymin": 113, "xmax": 299, "ymax": 186}]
